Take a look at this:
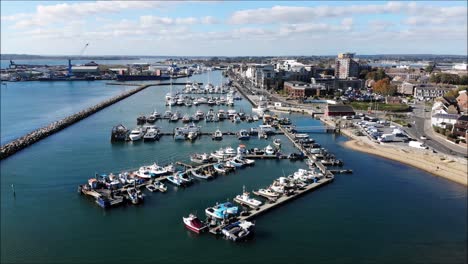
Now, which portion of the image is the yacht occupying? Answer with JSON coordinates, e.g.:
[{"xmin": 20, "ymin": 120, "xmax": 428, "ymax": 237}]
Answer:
[
  {"xmin": 221, "ymin": 220, "xmax": 254, "ymax": 242},
  {"xmin": 190, "ymin": 153, "xmax": 211, "ymax": 163},
  {"xmin": 187, "ymin": 131, "xmax": 198, "ymax": 141},
  {"xmin": 190, "ymin": 168, "xmax": 214, "ymax": 180},
  {"xmin": 257, "ymin": 188, "xmax": 280, "ymax": 198},
  {"xmin": 213, "ymin": 163, "xmax": 227, "ymax": 173},
  {"xmin": 264, "ymin": 145, "xmax": 275, "ymax": 155},
  {"xmin": 212, "ymin": 129, "xmax": 223, "ymax": 140},
  {"xmin": 273, "ymin": 138, "xmax": 281, "ymax": 148},
  {"xmin": 127, "ymin": 187, "xmax": 142, "ymax": 205},
  {"xmin": 259, "ymin": 125, "xmax": 275, "ymax": 134},
  {"xmin": 237, "ymin": 129, "xmax": 250, "ymax": 140},
  {"xmin": 252, "ymin": 115, "xmax": 259, "ymax": 121},
  {"xmin": 148, "ymin": 163, "xmax": 168, "ymax": 176},
  {"xmin": 227, "ymin": 109, "xmax": 237, "ymax": 118},
  {"xmin": 153, "ymin": 181, "xmax": 167, "ymax": 192},
  {"xmin": 217, "ymin": 109, "xmax": 226, "ymax": 119},
  {"xmin": 163, "ymin": 110, "xmax": 172, "ymax": 119},
  {"xmin": 234, "ymin": 186, "xmax": 262, "ymax": 208},
  {"xmin": 174, "ymin": 128, "xmax": 186, "ymax": 140},
  {"xmin": 236, "ymin": 155, "xmax": 255, "ymax": 165},
  {"xmin": 183, "ymin": 214, "xmax": 207, "ymax": 234},
  {"xmin": 129, "ymin": 127, "xmax": 144, "ymax": 141},
  {"xmin": 170, "ymin": 112, "xmax": 180, "ymax": 122},
  {"xmin": 143, "ymin": 127, "xmax": 160, "ymax": 141},
  {"xmin": 195, "ymin": 109, "xmax": 205, "ymax": 119},
  {"xmin": 135, "ymin": 167, "xmax": 153, "ymax": 179},
  {"xmin": 205, "ymin": 202, "xmax": 239, "ymax": 220},
  {"xmin": 182, "ymin": 114, "xmax": 191, "ymax": 123},
  {"xmin": 225, "ymin": 147, "xmax": 236, "ymax": 156}
]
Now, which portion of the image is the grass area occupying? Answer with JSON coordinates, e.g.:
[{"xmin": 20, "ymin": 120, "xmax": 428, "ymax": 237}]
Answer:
[
  {"xmin": 393, "ymin": 119, "xmax": 409, "ymax": 126},
  {"xmin": 349, "ymin": 102, "xmax": 411, "ymax": 112}
]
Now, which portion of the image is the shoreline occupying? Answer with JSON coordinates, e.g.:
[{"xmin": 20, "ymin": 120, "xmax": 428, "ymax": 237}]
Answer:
[{"xmin": 340, "ymin": 129, "xmax": 467, "ymax": 186}]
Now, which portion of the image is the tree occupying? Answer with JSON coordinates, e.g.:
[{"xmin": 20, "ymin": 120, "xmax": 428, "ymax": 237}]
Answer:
[
  {"xmin": 373, "ymin": 78, "xmax": 397, "ymax": 96},
  {"xmin": 425, "ymin": 64, "xmax": 435, "ymax": 73},
  {"xmin": 366, "ymin": 68, "xmax": 388, "ymax": 81}
]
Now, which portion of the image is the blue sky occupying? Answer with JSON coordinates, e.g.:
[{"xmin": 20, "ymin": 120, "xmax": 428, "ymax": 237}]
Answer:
[{"xmin": 1, "ymin": 1, "xmax": 466, "ymax": 56}]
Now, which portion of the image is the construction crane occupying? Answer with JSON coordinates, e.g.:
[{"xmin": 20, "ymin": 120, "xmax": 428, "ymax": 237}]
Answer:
[{"xmin": 68, "ymin": 43, "xmax": 90, "ymax": 76}]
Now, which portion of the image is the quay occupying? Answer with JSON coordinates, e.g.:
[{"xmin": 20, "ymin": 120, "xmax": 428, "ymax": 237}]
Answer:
[{"xmin": 106, "ymin": 82, "xmax": 203, "ymax": 86}]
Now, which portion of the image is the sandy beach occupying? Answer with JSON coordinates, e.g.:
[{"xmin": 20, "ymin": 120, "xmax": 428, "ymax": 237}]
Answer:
[{"xmin": 342, "ymin": 131, "xmax": 467, "ymax": 186}]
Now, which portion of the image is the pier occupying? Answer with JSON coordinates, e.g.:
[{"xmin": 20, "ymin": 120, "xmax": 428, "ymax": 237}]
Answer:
[{"xmin": 209, "ymin": 174, "xmax": 334, "ymax": 234}]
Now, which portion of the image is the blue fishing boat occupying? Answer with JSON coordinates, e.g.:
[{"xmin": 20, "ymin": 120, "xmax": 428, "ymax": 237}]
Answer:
[{"xmin": 205, "ymin": 202, "xmax": 239, "ymax": 219}]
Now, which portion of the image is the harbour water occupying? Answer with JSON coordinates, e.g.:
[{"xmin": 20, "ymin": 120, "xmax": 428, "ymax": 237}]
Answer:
[{"xmin": 1, "ymin": 70, "xmax": 466, "ymax": 264}]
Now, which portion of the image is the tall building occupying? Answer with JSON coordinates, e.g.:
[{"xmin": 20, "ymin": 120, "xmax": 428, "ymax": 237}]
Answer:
[{"xmin": 335, "ymin": 52, "xmax": 359, "ymax": 79}]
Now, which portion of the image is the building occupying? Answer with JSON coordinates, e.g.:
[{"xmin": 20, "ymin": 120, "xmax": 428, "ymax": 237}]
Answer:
[
  {"xmin": 456, "ymin": 90, "xmax": 467, "ymax": 114},
  {"xmin": 312, "ymin": 77, "xmax": 364, "ymax": 91},
  {"xmin": 284, "ymin": 81, "xmax": 327, "ymax": 98},
  {"xmin": 245, "ymin": 64, "xmax": 275, "ymax": 89},
  {"xmin": 335, "ymin": 53, "xmax": 359, "ymax": 79},
  {"xmin": 71, "ymin": 66, "xmax": 99, "ymax": 76},
  {"xmin": 453, "ymin": 115, "xmax": 468, "ymax": 138},
  {"xmin": 324, "ymin": 104, "xmax": 356, "ymax": 117},
  {"xmin": 398, "ymin": 81, "xmax": 417, "ymax": 95},
  {"xmin": 431, "ymin": 113, "xmax": 460, "ymax": 129},
  {"xmin": 414, "ymin": 85, "xmax": 457, "ymax": 100}
]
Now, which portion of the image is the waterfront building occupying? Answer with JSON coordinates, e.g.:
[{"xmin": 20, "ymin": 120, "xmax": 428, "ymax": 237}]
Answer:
[
  {"xmin": 335, "ymin": 53, "xmax": 359, "ymax": 79},
  {"xmin": 324, "ymin": 105, "xmax": 356, "ymax": 117},
  {"xmin": 284, "ymin": 81, "xmax": 327, "ymax": 98},
  {"xmin": 71, "ymin": 66, "xmax": 99, "ymax": 76},
  {"xmin": 431, "ymin": 113, "xmax": 460, "ymax": 129},
  {"xmin": 453, "ymin": 115, "xmax": 468, "ymax": 138},
  {"xmin": 245, "ymin": 64, "xmax": 275, "ymax": 89}
]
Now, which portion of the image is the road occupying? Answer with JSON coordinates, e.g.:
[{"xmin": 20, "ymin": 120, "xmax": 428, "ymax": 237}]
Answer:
[{"xmin": 403, "ymin": 102, "xmax": 467, "ymax": 157}]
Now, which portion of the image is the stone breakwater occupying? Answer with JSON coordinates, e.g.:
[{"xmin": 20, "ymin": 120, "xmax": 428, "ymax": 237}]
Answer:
[{"xmin": 0, "ymin": 84, "xmax": 151, "ymax": 160}]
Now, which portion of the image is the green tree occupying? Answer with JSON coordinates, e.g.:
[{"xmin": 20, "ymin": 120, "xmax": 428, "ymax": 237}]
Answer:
[{"xmin": 425, "ymin": 64, "xmax": 435, "ymax": 73}]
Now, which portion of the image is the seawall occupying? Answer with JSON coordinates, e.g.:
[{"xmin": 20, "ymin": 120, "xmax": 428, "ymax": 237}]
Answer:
[{"xmin": 0, "ymin": 84, "xmax": 152, "ymax": 160}]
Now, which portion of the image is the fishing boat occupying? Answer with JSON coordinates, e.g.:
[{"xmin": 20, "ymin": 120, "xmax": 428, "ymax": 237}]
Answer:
[
  {"xmin": 213, "ymin": 163, "xmax": 227, "ymax": 174},
  {"xmin": 234, "ymin": 186, "xmax": 262, "ymax": 208},
  {"xmin": 166, "ymin": 175, "xmax": 183, "ymax": 186},
  {"xmin": 212, "ymin": 129, "xmax": 223, "ymax": 140},
  {"xmin": 127, "ymin": 187, "xmax": 142, "ymax": 204},
  {"xmin": 273, "ymin": 138, "xmax": 281, "ymax": 148},
  {"xmin": 129, "ymin": 127, "xmax": 144, "ymax": 141},
  {"xmin": 190, "ymin": 153, "xmax": 211, "ymax": 163},
  {"xmin": 237, "ymin": 129, "xmax": 250, "ymax": 140},
  {"xmin": 174, "ymin": 128, "xmax": 186, "ymax": 140},
  {"xmin": 221, "ymin": 220, "xmax": 254, "ymax": 242},
  {"xmin": 225, "ymin": 147, "xmax": 236, "ymax": 156},
  {"xmin": 205, "ymin": 202, "xmax": 239, "ymax": 219},
  {"xmin": 264, "ymin": 145, "xmax": 275, "ymax": 155},
  {"xmin": 177, "ymin": 171, "xmax": 192, "ymax": 184},
  {"xmin": 190, "ymin": 168, "xmax": 213, "ymax": 180},
  {"xmin": 137, "ymin": 115, "xmax": 147, "ymax": 124},
  {"xmin": 182, "ymin": 114, "xmax": 191, "ymax": 123},
  {"xmin": 226, "ymin": 158, "xmax": 244, "ymax": 168},
  {"xmin": 183, "ymin": 214, "xmax": 207, "ymax": 234},
  {"xmin": 135, "ymin": 167, "xmax": 153, "ymax": 179},
  {"xmin": 163, "ymin": 110, "xmax": 172, "ymax": 119},
  {"xmin": 257, "ymin": 188, "xmax": 280, "ymax": 198},
  {"xmin": 236, "ymin": 155, "xmax": 255, "ymax": 165}
]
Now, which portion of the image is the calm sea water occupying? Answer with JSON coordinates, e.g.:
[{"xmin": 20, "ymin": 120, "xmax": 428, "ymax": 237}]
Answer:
[
  {"xmin": 0, "ymin": 58, "xmax": 167, "ymax": 69},
  {"xmin": 1, "ymin": 71, "xmax": 466, "ymax": 264}
]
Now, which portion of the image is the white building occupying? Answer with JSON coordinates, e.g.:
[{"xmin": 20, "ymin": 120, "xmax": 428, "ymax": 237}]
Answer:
[{"xmin": 431, "ymin": 113, "xmax": 460, "ymax": 128}]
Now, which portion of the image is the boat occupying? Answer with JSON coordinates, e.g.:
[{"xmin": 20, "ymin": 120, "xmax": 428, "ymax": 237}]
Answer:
[
  {"xmin": 205, "ymin": 202, "xmax": 239, "ymax": 219},
  {"xmin": 182, "ymin": 114, "xmax": 191, "ymax": 123},
  {"xmin": 252, "ymin": 115, "xmax": 259, "ymax": 121},
  {"xmin": 174, "ymin": 128, "xmax": 186, "ymax": 140},
  {"xmin": 111, "ymin": 124, "xmax": 129, "ymax": 142},
  {"xmin": 269, "ymin": 184, "xmax": 285, "ymax": 194},
  {"xmin": 236, "ymin": 155, "xmax": 255, "ymax": 165},
  {"xmin": 183, "ymin": 214, "xmax": 207, "ymax": 234},
  {"xmin": 163, "ymin": 110, "xmax": 172, "ymax": 119},
  {"xmin": 137, "ymin": 115, "xmax": 147, "ymax": 124},
  {"xmin": 187, "ymin": 131, "xmax": 198, "ymax": 141},
  {"xmin": 135, "ymin": 167, "xmax": 153, "ymax": 179},
  {"xmin": 273, "ymin": 138, "xmax": 281, "ymax": 148},
  {"xmin": 217, "ymin": 109, "xmax": 226, "ymax": 119},
  {"xmin": 127, "ymin": 187, "xmax": 142, "ymax": 204},
  {"xmin": 237, "ymin": 144, "xmax": 247, "ymax": 156},
  {"xmin": 177, "ymin": 171, "xmax": 192, "ymax": 184},
  {"xmin": 129, "ymin": 127, "xmax": 144, "ymax": 141},
  {"xmin": 259, "ymin": 125, "xmax": 275, "ymax": 134},
  {"xmin": 147, "ymin": 115, "xmax": 157, "ymax": 123},
  {"xmin": 213, "ymin": 163, "xmax": 227, "ymax": 174},
  {"xmin": 257, "ymin": 188, "xmax": 280, "ymax": 198},
  {"xmin": 190, "ymin": 153, "xmax": 211, "ymax": 163},
  {"xmin": 212, "ymin": 129, "xmax": 223, "ymax": 140},
  {"xmin": 148, "ymin": 163, "xmax": 168, "ymax": 176},
  {"xmin": 264, "ymin": 145, "xmax": 275, "ymax": 155},
  {"xmin": 153, "ymin": 180, "xmax": 167, "ymax": 192},
  {"xmin": 143, "ymin": 127, "xmax": 160, "ymax": 141},
  {"xmin": 237, "ymin": 129, "xmax": 250, "ymax": 140},
  {"xmin": 196, "ymin": 109, "xmax": 205, "ymax": 118},
  {"xmin": 221, "ymin": 220, "xmax": 254, "ymax": 241},
  {"xmin": 170, "ymin": 113, "xmax": 180, "ymax": 122},
  {"xmin": 192, "ymin": 114, "xmax": 200, "ymax": 122},
  {"xmin": 190, "ymin": 168, "xmax": 214, "ymax": 180},
  {"xmin": 146, "ymin": 184, "xmax": 157, "ymax": 192},
  {"xmin": 225, "ymin": 147, "xmax": 236, "ymax": 156},
  {"xmin": 234, "ymin": 186, "xmax": 262, "ymax": 208},
  {"xmin": 226, "ymin": 158, "xmax": 244, "ymax": 168},
  {"xmin": 166, "ymin": 175, "xmax": 183, "ymax": 186}
]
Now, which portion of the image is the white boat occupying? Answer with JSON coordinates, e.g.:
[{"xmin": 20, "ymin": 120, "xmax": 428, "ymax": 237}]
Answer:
[
  {"xmin": 187, "ymin": 131, "xmax": 198, "ymax": 141},
  {"xmin": 225, "ymin": 147, "xmax": 236, "ymax": 156},
  {"xmin": 237, "ymin": 129, "xmax": 250, "ymax": 140},
  {"xmin": 153, "ymin": 180, "xmax": 167, "ymax": 192},
  {"xmin": 217, "ymin": 109, "xmax": 226, "ymax": 119},
  {"xmin": 190, "ymin": 153, "xmax": 211, "ymax": 163},
  {"xmin": 148, "ymin": 163, "xmax": 168, "ymax": 176},
  {"xmin": 174, "ymin": 128, "xmax": 186, "ymax": 140},
  {"xmin": 264, "ymin": 145, "xmax": 275, "ymax": 155},
  {"xmin": 129, "ymin": 127, "xmax": 144, "ymax": 141},
  {"xmin": 191, "ymin": 168, "xmax": 213, "ymax": 180},
  {"xmin": 273, "ymin": 138, "xmax": 281, "ymax": 148},
  {"xmin": 163, "ymin": 110, "xmax": 172, "ymax": 119},
  {"xmin": 177, "ymin": 171, "xmax": 192, "ymax": 184},
  {"xmin": 226, "ymin": 158, "xmax": 244, "ymax": 168},
  {"xmin": 221, "ymin": 220, "xmax": 254, "ymax": 241},
  {"xmin": 259, "ymin": 125, "xmax": 275, "ymax": 134},
  {"xmin": 252, "ymin": 115, "xmax": 259, "ymax": 121},
  {"xmin": 237, "ymin": 155, "xmax": 255, "ymax": 165},
  {"xmin": 166, "ymin": 175, "xmax": 183, "ymax": 186},
  {"xmin": 135, "ymin": 167, "xmax": 153, "ymax": 179},
  {"xmin": 212, "ymin": 129, "xmax": 223, "ymax": 140},
  {"xmin": 234, "ymin": 186, "xmax": 262, "ymax": 208},
  {"xmin": 269, "ymin": 184, "xmax": 285, "ymax": 194},
  {"xmin": 257, "ymin": 188, "xmax": 280, "ymax": 198},
  {"xmin": 213, "ymin": 163, "xmax": 227, "ymax": 173},
  {"xmin": 196, "ymin": 109, "xmax": 205, "ymax": 118},
  {"xmin": 143, "ymin": 127, "xmax": 159, "ymax": 141}
]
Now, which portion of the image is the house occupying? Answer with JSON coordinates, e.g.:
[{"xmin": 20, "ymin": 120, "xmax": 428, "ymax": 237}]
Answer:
[
  {"xmin": 456, "ymin": 90, "xmax": 467, "ymax": 114},
  {"xmin": 431, "ymin": 113, "xmax": 460, "ymax": 129},
  {"xmin": 453, "ymin": 115, "xmax": 468, "ymax": 139},
  {"xmin": 414, "ymin": 85, "xmax": 457, "ymax": 100},
  {"xmin": 324, "ymin": 105, "xmax": 356, "ymax": 117},
  {"xmin": 432, "ymin": 97, "xmax": 459, "ymax": 115}
]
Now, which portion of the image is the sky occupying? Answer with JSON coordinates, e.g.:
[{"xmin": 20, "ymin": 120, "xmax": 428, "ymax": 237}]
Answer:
[{"xmin": 1, "ymin": 1, "xmax": 467, "ymax": 56}]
